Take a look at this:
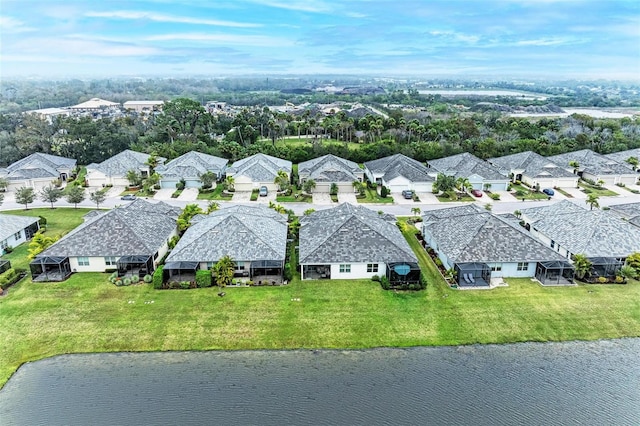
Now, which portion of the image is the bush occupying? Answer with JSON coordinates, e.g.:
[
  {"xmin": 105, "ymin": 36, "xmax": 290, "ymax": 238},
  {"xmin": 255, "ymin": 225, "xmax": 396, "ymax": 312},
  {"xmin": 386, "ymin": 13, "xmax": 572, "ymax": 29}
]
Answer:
[
  {"xmin": 3, "ymin": 246, "xmax": 13, "ymax": 254},
  {"xmin": 380, "ymin": 186, "xmax": 389, "ymax": 198},
  {"xmin": 371, "ymin": 275, "xmax": 380, "ymax": 282},
  {"xmin": 143, "ymin": 274, "xmax": 153, "ymax": 283},
  {"xmin": 153, "ymin": 266, "xmax": 164, "ymax": 289},
  {"xmin": 515, "ymin": 189, "xmax": 527, "ymax": 197},
  {"xmin": 180, "ymin": 281, "xmax": 191, "ymax": 289},
  {"xmin": 195, "ymin": 269, "xmax": 213, "ymax": 288},
  {"xmin": 597, "ymin": 276, "xmax": 608, "ymax": 283},
  {"xmin": 176, "ymin": 180, "xmax": 186, "ymax": 190},
  {"xmin": 419, "ymin": 272, "xmax": 428, "ymax": 290},
  {"xmin": 39, "ymin": 216, "xmax": 47, "ymax": 226},
  {"xmin": 283, "ymin": 263, "xmax": 293, "ymax": 281},
  {"xmin": 0, "ymin": 268, "xmax": 17, "ymax": 287},
  {"xmin": 489, "ymin": 193, "xmax": 500, "ymax": 200},
  {"xmin": 615, "ymin": 276, "xmax": 624, "ymax": 283},
  {"xmin": 380, "ymin": 276, "xmax": 390, "ymax": 290},
  {"xmin": 131, "ymin": 275, "xmax": 140, "ymax": 283},
  {"xmin": 123, "ymin": 277, "xmax": 132, "ymax": 286}
]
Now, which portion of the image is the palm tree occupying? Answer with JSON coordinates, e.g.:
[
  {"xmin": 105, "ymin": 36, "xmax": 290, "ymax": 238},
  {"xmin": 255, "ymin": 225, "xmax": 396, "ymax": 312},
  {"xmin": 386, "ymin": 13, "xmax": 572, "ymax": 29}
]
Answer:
[
  {"xmin": 274, "ymin": 170, "xmax": 290, "ymax": 192},
  {"xmin": 302, "ymin": 179, "xmax": 316, "ymax": 194},
  {"xmin": 411, "ymin": 207, "xmax": 421, "ymax": 217},
  {"xmin": 455, "ymin": 177, "xmax": 473, "ymax": 194},
  {"xmin": 572, "ymin": 254, "xmax": 592, "ymax": 280},
  {"xmin": 212, "ymin": 255, "xmax": 235, "ymax": 288},
  {"xmin": 585, "ymin": 193, "xmax": 600, "ymax": 210},
  {"xmin": 568, "ymin": 160, "xmax": 580, "ymax": 175},
  {"xmin": 625, "ymin": 156, "xmax": 639, "ymax": 171},
  {"xmin": 224, "ymin": 175, "xmax": 235, "ymax": 191},
  {"xmin": 352, "ymin": 180, "xmax": 365, "ymax": 196}
]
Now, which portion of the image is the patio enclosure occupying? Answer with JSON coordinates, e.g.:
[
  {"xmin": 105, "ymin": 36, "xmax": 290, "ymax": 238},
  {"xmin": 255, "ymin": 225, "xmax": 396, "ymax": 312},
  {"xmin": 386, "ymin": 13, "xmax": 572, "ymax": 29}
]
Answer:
[
  {"xmin": 535, "ymin": 261, "xmax": 574, "ymax": 285},
  {"xmin": 455, "ymin": 262, "xmax": 491, "ymax": 287},
  {"xmin": 30, "ymin": 256, "xmax": 72, "ymax": 282}
]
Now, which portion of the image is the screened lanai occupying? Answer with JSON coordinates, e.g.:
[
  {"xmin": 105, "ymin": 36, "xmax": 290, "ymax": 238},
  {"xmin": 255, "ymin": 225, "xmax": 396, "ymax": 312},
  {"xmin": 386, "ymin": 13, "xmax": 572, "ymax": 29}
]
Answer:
[
  {"xmin": 535, "ymin": 260, "xmax": 574, "ymax": 285},
  {"xmin": 163, "ymin": 261, "xmax": 199, "ymax": 283},
  {"xmin": 387, "ymin": 262, "xmax": 421, "ymax": 285},
  {"xmin": 250, "ymin": 260, "xmax": 284, "ymax": 285},
  {"xmin": 588, "ymin": 257, "xmax": 624, "ymax": 280},
  {"xmin": 455, "ymin": 262, "xmax": 491, "ymax": 287},
  {"xmin": 117, "ymin": 255, "xmax": 154, "ymax": 278},
  {"xmin": 0, "ymin": 259, "xmax": 10, "ymax": 274},
  {"xmin": 30, "ymin": 256, "xmax": 72, "ymax": 282}
]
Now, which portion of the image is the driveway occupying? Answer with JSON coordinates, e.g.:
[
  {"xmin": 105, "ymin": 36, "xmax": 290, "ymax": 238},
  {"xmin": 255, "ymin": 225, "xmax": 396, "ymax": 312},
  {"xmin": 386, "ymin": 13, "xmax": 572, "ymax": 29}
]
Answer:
[
  {"xmin": 559, "ymin": 187, "xmax": 586, "ymax": 199},
  {"xmin": 391, "ymin": 193, "xmax": 413, "ymax": 204},
  {"xmin": 232, "ymin": 191, "xmax": 252, "ymax": 202},
  {"xmin": 313, "ymin": 192, "xmax": 334, "ymax": 205},
  {"xmin": 103, "ymin": 186, "xmax": 126, "ymax": 197},
  {"xmin": 177, "ymin": 188, "xmax": 198, "ymax": 201},
  {"xmin": 338, "ymin": 192, "xmax": 358, "ymax": 204},
  {"xmin": 416, "ymin": 192, "xmax": 439, "ymax": 203},
  {"xmin": 256, "ymin": 191, "xmax": 276, "ymax": 203},
  {"xmin": 154, "ymin": 188, "xmax": 175, "ymax": 200}
]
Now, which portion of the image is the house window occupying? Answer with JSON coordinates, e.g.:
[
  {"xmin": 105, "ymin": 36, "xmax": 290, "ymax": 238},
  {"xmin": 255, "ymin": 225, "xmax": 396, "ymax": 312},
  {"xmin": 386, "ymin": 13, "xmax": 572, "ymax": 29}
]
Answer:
[
  {"xmin": 491, "ymin": 264, "xmax": 502, "ymax": 272},
  {"xmin": 367, "ymin": 263, "xmax": 378, "ymax": 273},
  {"xmin": 550, "ymin": 240, "xmax": 555, "ymax": 249},
  {"xmin": 339, "ymin": 264, "xmax": 351, "ymax": 273},
  {"xmin": 517, "ymin": 262, "xmax": 529, "ymax": 271},
  {"xmin": 14, "ymin": 231, "xmax": 21, "ymax": 241},
  {"xmin": 0, "ymin": 240, "xmax": 7, "ymax": 249},
  {"xmin": 105, "ymin": 256, "xmax": 117, "ymax": 266},
  {"xmin": 236, "ymin": 261, "xmax": 245, "ymax": 270},
  {"xmin": 78, "ymin": 257, "xmax": 90, "ymax": 266}
]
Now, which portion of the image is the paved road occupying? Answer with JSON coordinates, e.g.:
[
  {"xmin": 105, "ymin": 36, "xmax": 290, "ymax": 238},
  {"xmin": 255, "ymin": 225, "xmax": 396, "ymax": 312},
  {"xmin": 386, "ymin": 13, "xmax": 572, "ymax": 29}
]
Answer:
[{"xmin": 3, "ymin": 186, "xmax": 640, "ymax": 217}]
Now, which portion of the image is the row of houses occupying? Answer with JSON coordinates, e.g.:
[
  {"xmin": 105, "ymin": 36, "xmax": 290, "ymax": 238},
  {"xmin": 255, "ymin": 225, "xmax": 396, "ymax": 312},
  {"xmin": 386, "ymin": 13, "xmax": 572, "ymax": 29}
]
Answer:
[
  {"xmin": 3, "ymin": 147, "xmax": 639, "ymax": 194},
  {"xmin": 19, "ymin": 200, "xmax": 418, "ymax": 286},
  {"xmin": 422, "ymin": 200, "xmax": 640, "ymax": 287}
]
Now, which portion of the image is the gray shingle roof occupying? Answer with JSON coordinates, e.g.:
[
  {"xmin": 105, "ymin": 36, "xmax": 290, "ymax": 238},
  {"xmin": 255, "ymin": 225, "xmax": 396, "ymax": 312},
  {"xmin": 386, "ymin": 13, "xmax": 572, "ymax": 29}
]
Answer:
[
  {"xmin": 6, "ymin": 153, "xmax": 76, "ymax": 180},
  {"xmin": 364, "ymin": 154, "xmax": 433, "ymax": 183},
  {"xmin": 227, "ymin": 153, "xmax": 292, "ymax": 183},
  {"xmin": 298, "ymin": 154, "xmax": 362, "ymax": 183},
  {"xmin": 604, "ymin": 148, "xmax": 640, "ymax": 170},
  {"xmin": 549, "ymin": 149, "xmax": 635, "ymax": 177},
  {"xmin": 299, "ymin": 203, "xmax": 417, "ymax": 264},
  {"xmin": 520, "ymin": 200, "xmax": 640, "ymax": 257},
  {"xmin": 0, "ymin": 214, "xmax": 39, "ymax": 242},
  {"xmin": 428, "ymin": 152, "xmax": 507, "ymax": 181},
  {"xmin": 40, "ymin": 199, "xmax": 177, "ymax": 257},
  {"xmin": 607, "ymin": 202, "xmax": 640, "ymax": 222},
  {"xmin": 156, "ymin": 151, "xmax": 228, "ymax": 179},
  {"xmin": 166, "ymin": 204, "xmax": 288, "ymax": 263},
  {"xmin": 488, "ymin": 151, "xmax": 576, "ymax": 179},
  {"xmin": 88, "ymin": 150, "xmax": 162, "ymax": 177},
  {"xmin": 422, "ymin": 206, "xmax": 565, "ymax": 263}
]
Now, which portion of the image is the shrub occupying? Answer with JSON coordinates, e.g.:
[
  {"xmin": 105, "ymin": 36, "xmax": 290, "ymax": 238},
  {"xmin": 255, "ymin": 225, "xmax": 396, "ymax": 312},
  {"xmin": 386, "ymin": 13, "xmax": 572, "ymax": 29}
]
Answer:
[
  {"xmin": 597, "ymin": 276, "xmax": 608, "ymax": 283},
  {"xmin": 489, "ymin": 193, "xmax": 500, "ymax": 200},
  {"xmin": 38, "ymin": 216, "xmax": 47, "ymax": 226},
  {"xmin": 115, "ymin": 279, "xmax": 123, "ymax": 286},
  {"xmin": 419, "ymin": 272, "xmax": 428, "ymax": 289},
  {"xmin": 123, "ymin": 277, "xmax": 131, "ymax": 286},
  {"xmin": 153, "ymin": 266, "xmax": 164, "ymax": 289},
  {"xmin": 131, "ymin": 275, "xmax": 140, "ymax": 283},
  {"xmin": 0, "ymin": 268, "xmax": 21, "ymax": 287},
  {"xmin": 615, "ymin": 276, "xmax": 624, "ymax": 283},
  {"xmin": 283, "ymin": 263, "xmax": 293, "ymax": 282},
  {"xmin": 143, "ymin": 274, "xmax": 153, "ymax": 283},
  {"xmin": 176, "ymin": 180, "xmax": 186, "ymax": 190},
  {"xmin": 380, "ymin": 276, "xmax": 390, "ymax": 290},
  {"xmin": 380, "ymin": 186, "xmax": 389, "ymax": 198},
  {"xmin": 195, "ymin": 269, "xmax": 212, "ymax": 288},
  {"xmin": 371, "ymin": 275, "xmax": 380, "ymax": 282},
  {"xmin": 180, "ymin": 281, "xmax": 191, "ymax": 289},
  {"xmin": 3, "ymin": 246, "xmax": 13, "ymax": 254},
  {"xmin": 515, "ymin": 189, "xmax": 527, "ymax": 197}
]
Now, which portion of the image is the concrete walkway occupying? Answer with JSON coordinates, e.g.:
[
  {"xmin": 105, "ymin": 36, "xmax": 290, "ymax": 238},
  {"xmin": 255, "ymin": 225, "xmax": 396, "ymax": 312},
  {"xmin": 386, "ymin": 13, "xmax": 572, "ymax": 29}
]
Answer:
[
  {"xmin": 177, "ymin": 188, "xmax": 198, "ymax": 201},
  {"xmin": 154, "ymin": 188, "xmax": 175, "ymax": 200}
]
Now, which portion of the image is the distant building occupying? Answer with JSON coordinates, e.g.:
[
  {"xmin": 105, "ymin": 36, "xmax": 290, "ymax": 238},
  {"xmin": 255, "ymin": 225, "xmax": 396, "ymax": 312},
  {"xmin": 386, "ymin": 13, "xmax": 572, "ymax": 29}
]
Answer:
[
  {"xmin": 123, "ymin": 101, "xmax": 164, "ymax": 114},
  {"xmin": 68, "ymin": 98, "xmax": 120, "ymax": 111}
]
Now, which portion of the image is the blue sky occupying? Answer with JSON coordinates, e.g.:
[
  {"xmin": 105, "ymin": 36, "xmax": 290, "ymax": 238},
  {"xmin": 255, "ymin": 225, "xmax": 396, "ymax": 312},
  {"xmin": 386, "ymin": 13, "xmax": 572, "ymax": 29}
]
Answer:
[{"xmin": 1, "ymin": 0, "xmax": 639, "ymax": 79}]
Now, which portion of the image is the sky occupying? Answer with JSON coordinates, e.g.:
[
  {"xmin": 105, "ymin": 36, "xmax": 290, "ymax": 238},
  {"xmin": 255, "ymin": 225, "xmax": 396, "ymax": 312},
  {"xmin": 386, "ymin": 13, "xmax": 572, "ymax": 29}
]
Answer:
[{"xmin": 1, "ymin": 0, "xmax": 639, "ymax": 80}]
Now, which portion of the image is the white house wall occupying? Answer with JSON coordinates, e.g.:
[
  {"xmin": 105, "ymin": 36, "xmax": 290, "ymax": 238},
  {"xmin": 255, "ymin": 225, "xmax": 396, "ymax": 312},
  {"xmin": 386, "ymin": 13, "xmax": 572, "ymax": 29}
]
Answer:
[
  {"xmin": 498, "ymin": 262, "xmax": 537, "ymax": 278},
  {"xmin": 1, "ymin": 228, "xmax": 30, "ymax": 255},
  {"xmin": 327, "ymin": 262, "xmax": 387, "ymax": 280}
]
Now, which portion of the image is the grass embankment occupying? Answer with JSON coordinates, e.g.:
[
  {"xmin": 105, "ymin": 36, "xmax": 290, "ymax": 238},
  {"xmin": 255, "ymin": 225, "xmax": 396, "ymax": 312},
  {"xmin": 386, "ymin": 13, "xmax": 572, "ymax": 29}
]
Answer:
[{"xmin": 1, "ymin": 211, "xmax": 640, "ymax": 388}]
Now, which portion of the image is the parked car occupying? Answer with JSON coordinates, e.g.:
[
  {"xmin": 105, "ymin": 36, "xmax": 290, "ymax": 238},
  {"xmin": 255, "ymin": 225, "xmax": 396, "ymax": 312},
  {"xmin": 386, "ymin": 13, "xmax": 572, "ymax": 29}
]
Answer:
[
  {"xmin": 542, "ymin": 188, "xmax": 555, "ymax": 196},
  {"xmin": 259, "ymin": 186, "xmax": 268, "ymax": 197},
  {"xmin": 121, "ymin": 194, "xmax": 137, "ymax": 201},
  {"xmin": 401, "ymin": 189, "xmax": 414, "ymax": 199},
  {"xmin": 471, "ymin": 189, "xmax": 483, "ymax": 197}
]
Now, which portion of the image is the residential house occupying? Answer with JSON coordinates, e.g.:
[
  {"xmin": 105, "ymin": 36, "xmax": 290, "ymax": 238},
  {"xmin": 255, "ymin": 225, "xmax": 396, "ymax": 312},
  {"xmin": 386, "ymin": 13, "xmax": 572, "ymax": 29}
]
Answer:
[
  {"xmin": 549, "ymin": 149, "xmax": 637, "ymax": 185},
  {"xmin": 427, "ymin": 152, "xmax": 510, "ymax": 191},
  {"xmin": 0, "ymin": 214, "xmax": 40, "ymax": 255},
  {"xmin": 122, "ymin": 101, "xmax": 164, "ymax": 114},
  {"xmin": 607, "ymin": 202, "xmax": 640, "ymax": 228},
  {"xmin": 164, "ymin": 205, "xmax": 288, "ymax": 284},
  {"xmin": 85, "ymin": 150, "xmax": 164, "ymax": 187},
  {"xmin": 68, "ymin": 98, "xmax": 120, "ymax": 111},
  {"xmin": 156, "ymin": 151, "xmax": 228, "ymax": 189},
  {"xmin": 520, "ymin": 200, "xmax": 640, "ymax": 280},
  {"xmin": 488, "ymin": 151, "xmax": 579, "ymax": 188},
  {"xmin": 225, "ymin": 153, "xmax": 292, "ymax": 192},
  {"xmin": 30, "ymin": 199, "xmax": 179, "ymax": 281},
  {"xmin": 604, "ymin": 148, "xmax": 640, "ymax": 171},
  {"xmin": 422, "ymin": 204, "xmax": 572, "ymax": 286},
  {"xmin": 363, "ymin": 154, "xmax": 434, "ymax": 193},
  {"xmin": 298, "ymin": 154, "xmax": 364, "ymax": 193},
  {"xmin": 2, "ymin": 153, "xmax": 76, "ymax": 191},
  {"xmin": 299, "ymin": 203, "xmax": 420, "ymax": 284}
]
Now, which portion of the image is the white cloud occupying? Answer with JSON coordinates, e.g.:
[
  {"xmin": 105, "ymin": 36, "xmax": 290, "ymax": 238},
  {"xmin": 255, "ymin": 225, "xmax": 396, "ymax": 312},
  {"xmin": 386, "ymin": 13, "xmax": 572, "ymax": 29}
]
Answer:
[
  {"xmin": 0, "ymin": 15, "xmax": 35, "ymax": 33},
  {"xmin": 515, "ymin": 37, "xmax": 578, "ymax": 46},
  {"xmin": 85, "ymin": 10, "xmax": 261, "ymax": 28},
  {"xmin": 145, "ymin": 33, "xmax": 294, "ymax": 47},
  {"xmin": 242, "ymin": 0, "xmax": 334, "ymax": 13}
]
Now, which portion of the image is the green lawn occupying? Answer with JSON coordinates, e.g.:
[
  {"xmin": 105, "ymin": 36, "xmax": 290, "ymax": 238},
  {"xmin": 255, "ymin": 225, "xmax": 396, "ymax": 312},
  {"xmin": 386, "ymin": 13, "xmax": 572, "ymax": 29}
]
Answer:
[
  {"xmin": 356, "ymin": 187, "xmax": 394, "ymax": 203},
  {"xmin": 436, "ymin": 194, "xmax": 475, "ymax": 202},
  {"xmin": 272, "ymin": 137, "xmax": 362, "ymax": 151},
  {"xmin": 510, "ymin": 184, "xmax": 550, "ymax": 200},
  {"xmin": 578, "ymin": 182, "xmax": 618, "ymax": 197},
  {"xmin": 554, "ymin": 188, "xmax": 574, "ymax": 198},
  {"xmin": 197, "ymin": 185, "xmax": 233, "ymax": 200},
  {"xmin": 2, "ymin": 209, "xmax": 640, "ymax": 389}
]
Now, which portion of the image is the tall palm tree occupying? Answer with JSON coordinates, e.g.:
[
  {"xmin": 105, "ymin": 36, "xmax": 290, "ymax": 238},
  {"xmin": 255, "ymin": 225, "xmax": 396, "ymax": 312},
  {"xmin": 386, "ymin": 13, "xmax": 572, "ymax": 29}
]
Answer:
[
  {"xmin": 224, "ymin": 176, "xmax": 235, "ymax": 191},
  {"xmin": 212, "ymin": 255, "xmax": 235, "ymax": 288},
  {"xmin": 585, "ymin": 193, "xmax": 600, "ymax": 210},
  {"xmin": 274, "ymin": 170, "xmax": 290, "ymax": 191}
]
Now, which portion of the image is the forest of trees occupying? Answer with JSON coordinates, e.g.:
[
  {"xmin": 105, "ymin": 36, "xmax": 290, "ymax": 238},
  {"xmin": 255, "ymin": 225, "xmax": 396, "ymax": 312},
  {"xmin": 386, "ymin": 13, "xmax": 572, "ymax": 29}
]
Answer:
[{"xmin": 1, "ymin": 95, "xmax": 639, "ymax": 168}]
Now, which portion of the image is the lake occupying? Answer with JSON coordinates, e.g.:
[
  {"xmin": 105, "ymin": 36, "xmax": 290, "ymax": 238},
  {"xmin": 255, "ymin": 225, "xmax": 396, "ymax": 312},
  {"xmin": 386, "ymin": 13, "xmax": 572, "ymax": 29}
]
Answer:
[{"xmin": 1, "ymin": 339, "xmax": 639, "ymax": 425}]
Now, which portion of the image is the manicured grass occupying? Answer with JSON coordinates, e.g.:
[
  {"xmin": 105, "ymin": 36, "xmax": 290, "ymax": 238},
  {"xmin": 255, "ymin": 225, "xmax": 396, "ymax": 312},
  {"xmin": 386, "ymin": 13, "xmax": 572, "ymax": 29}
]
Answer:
[
  {"xmin": 437, "ymin": 194, "xmax": 474, "ymax": 202},
  {"xmin": 272, "ymin": 137, "xmax": 361, "ymax": 151},
  {"xmin": 578, "ymin": 182, "xmax": 618, "ymax": 197},
  {"xmin": 554, "ymin": 188, "xmax": 574, "ymax": 198},
  {"xmin": 276, "ymin": 193, "xmax": 312, "ymax": 203},
  {"xmin": 2, "ymin": 209, "xmax": 640, "ymax": 388},
  {"xmin": 197, "ymin": 185, "xmax": 233, "ymax": 200},
  {"xmin": 356, "ymin": 187, "xmax": 394, "ymax": 203},
  {"xmin": 510, "ymin": 184, "xmax": 550, "ymax": 200}
]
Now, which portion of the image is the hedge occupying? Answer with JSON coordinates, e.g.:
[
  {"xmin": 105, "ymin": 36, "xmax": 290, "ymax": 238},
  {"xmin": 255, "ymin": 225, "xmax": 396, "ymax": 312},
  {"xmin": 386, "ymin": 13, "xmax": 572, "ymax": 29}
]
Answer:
[
  {"xmin": 0, "ymin": 268, "xmax": 26, "ymax": 288},
  {"xmin": 153, "ymin": 266, "xmax": 164, "ymax": 289},
  {"xmin": 195, "ymin": 269, "xmax": 212, "ymax": 288}
]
